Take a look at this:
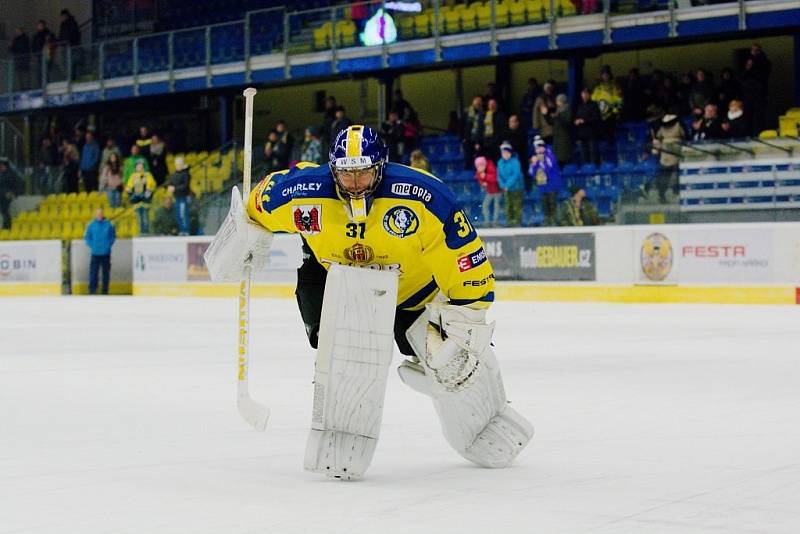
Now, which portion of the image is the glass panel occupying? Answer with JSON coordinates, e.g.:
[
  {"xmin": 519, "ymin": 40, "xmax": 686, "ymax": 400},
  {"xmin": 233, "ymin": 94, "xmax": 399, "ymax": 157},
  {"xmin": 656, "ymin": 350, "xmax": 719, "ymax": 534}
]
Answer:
[
  {"xmin": 73, "ymin": 43, "xmax": 101, "ymax": 82},
  {"xmin": 210, "ymin": 21, "xmax": 245, "ymax": 64},
  {"xmin": 103, "ymin": 39, "xmax": 134, "ymax": 79},
  {"xmin": 249, "ymin": 8, "xmax": 285, "ymax": 56},
  {"xmin": 0, "ymin": 60, "xmax": 11, "ymax": 93},
  {"xmin": 137, "ymin": 33, "xmax": 169, "ymax": 74},
  {"xmin": 173, "ymin": 28, "xmax": 207, "ymax": 69},
  {"xmin": 47, "ymin": 44, "xmax": 70, "ymax": 84}
]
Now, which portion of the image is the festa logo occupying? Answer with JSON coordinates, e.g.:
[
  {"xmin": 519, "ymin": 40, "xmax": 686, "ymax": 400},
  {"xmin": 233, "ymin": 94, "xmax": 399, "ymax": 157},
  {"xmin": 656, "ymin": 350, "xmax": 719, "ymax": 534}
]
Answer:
[
  {"xmin": 641, "ymin": 233, "xmax": 673, "ymax": 281},
  {"xmin": 457, "ymin": 247, "xmax": 488, "ymax": 272},
  {"xmin": 390, "ymin": 183, "xmax": 433, "ymax": 202},
  {"xmin": 293, "ymin": 205, "xmax": 322, "ymax": 235},
  {"xmin": 383, "ymin": 206, "xmax": 419, "ymax": 238},
  {"xmin": 682, "ymin": 245, "xmax": 746, "ymax": 258}
]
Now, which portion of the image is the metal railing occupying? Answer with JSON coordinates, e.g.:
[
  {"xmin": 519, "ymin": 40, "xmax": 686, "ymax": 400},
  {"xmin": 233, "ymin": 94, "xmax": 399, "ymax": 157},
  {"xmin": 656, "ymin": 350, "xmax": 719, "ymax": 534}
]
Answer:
[{"xmin": 2, "ymin": 0, "xmax": 753, "ymax": 98}]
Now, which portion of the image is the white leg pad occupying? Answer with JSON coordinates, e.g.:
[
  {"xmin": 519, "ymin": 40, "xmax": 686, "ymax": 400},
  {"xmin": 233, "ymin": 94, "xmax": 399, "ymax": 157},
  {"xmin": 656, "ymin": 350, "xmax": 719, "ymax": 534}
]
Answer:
[
  {"xmin": 399, "ymin": 312, "xmax": 534, "ymax": 468},
  {"xmin": 303, "ymin": 265, "xmax": 398, "ymax": 480}
]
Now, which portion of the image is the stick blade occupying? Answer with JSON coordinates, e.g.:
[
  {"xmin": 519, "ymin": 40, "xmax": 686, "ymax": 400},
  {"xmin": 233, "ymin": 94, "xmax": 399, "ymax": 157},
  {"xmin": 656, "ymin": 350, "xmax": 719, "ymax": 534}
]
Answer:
[{"xmin": 238, "ymin": 396, "xmax": 270, "ymax": 432}]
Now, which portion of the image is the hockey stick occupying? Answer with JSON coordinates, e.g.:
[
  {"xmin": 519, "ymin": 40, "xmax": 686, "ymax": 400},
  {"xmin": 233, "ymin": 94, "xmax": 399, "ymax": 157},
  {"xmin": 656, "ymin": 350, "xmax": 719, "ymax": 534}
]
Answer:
[{"xmin": 237, "ymin": 86, "xmax": 269, "ymax": 432}]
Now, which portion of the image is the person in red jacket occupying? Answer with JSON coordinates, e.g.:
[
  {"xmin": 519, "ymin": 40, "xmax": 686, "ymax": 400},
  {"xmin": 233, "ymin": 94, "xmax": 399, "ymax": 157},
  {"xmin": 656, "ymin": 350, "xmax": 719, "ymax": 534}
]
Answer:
[{"xmin": 474, "ymin": 156, "xmax": 501, "ymax": 227}]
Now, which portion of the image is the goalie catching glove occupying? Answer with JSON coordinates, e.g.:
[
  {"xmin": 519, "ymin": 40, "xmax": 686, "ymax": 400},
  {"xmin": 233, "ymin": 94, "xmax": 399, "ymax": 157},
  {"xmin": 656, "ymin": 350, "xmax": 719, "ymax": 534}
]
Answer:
[{"xmin": 204, "ymin": 186, "xmax": 274, "ymax": 282}]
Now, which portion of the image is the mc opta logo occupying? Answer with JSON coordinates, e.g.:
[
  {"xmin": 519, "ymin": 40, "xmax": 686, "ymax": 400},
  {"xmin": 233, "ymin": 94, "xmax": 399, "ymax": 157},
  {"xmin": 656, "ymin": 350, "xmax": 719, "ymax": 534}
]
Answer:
[{"xmin": 640, "ymin": 233, "xmax": 673, "ymax": 281}]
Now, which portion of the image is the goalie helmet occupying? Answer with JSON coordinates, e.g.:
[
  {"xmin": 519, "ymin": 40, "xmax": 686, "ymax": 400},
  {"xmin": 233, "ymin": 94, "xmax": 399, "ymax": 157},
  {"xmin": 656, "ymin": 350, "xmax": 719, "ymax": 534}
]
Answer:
[{"xmin": 329, "ymin": 125, "xmax": 388, "ymax": 201}]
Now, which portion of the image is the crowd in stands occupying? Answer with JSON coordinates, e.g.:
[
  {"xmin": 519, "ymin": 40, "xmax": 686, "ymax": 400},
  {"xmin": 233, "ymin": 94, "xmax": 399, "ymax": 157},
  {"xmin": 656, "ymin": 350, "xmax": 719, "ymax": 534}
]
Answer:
[
  {"xmin": 29, "ymin": 120, "xmax": 197, "ymax": 237},
  {"xmin": 7, "ymin": 8, "xmax": 81, "ymax": 88}
]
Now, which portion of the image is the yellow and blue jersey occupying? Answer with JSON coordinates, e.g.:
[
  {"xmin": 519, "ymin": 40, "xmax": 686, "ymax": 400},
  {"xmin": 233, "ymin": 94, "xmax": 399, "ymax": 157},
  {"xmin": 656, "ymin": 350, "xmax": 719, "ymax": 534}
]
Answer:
[{"xmin": 246, "ymin": 162, "xmax": 495, "ymax": 311}]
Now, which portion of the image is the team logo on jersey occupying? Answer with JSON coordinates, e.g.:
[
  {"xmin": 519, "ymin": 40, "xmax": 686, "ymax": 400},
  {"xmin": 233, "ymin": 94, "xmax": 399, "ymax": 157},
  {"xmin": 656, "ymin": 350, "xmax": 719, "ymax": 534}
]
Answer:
[
  {"xmin": 293, "ymin": 205, "xmax": 322, "ymax": 235},
  {"xmin": 640, "ymin": 232, "xmax": 673, "ymax": 281},
  {"xmin": 343, "ymin": 243, "xmax": 375, "ymax": 264},
  {"xmin": 383, "ymin": 206, "xmax": 419, "ymax": 238},
  {"xmin": 457, "ymin": 247, "xmax": 488, "ymax": 272}
]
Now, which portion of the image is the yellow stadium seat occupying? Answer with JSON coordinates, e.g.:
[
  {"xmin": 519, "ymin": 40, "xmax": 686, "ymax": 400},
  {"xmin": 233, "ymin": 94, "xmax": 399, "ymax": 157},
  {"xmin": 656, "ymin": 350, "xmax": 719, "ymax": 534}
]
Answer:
[
  {"xmin": 785, "ymin": 108, "xmax": 800, "ymax": 118},
  {"xmin": 443, "ymin": 11, "xmax": 460, "ymax": 33},
  {"xmin": 509, "ymin": 0, "xmax": 526, "ymax": 24},
  {"xmin": 559, "ymin": 0, "xmax": 577, "ymax": 16},
  {"xmin": 461, "ymin": 7, "xmax": 478, "ymax": 31},
  {"xmin": 0, "ymin": 229, "xmax": 10, "ymax": 240},
  {"xmin": 399, "ymin": 15, "xmax": 415, "ymax": 38},
  {"xmin": 759, "ymin": 130, "xmax": 778, "ymax": 139},
  {"xmin": 414, "ymin": 14, "xmax": 431, "ymax": 37},
  {"xmin": 779, "ymin": 116, "xmax": 798, "ymax": 137},
  {"xmin": 527, "ymin": 0, "xmax": 545, "ymax": 22}
]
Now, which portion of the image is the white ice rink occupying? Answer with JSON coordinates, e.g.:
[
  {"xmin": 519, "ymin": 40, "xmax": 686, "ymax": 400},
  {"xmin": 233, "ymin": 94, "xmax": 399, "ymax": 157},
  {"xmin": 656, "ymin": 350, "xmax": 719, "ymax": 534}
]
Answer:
[{"xmin": 2, "ymin": 297, "xmax": 800, "ymax": 533}]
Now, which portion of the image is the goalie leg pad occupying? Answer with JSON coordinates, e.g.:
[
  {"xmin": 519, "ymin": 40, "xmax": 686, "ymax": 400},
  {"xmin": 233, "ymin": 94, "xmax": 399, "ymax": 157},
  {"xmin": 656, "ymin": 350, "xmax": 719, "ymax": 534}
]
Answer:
[
  {"xmin": 399, "ymin": 309, "xmax": 534, "ymax": 468},
  {"xmin": 303, "ymin": 265, "xmax": 398, "ymax": 480}
]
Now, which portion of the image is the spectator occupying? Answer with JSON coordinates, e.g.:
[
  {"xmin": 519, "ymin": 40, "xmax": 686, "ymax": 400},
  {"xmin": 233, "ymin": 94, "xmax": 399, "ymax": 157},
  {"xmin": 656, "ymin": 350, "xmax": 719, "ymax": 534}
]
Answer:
[
  {"xmin": 591, "ymin": 66, "xmax": 623, "ymax": 147},
  {"xmin": 123, "ymin": 144, "xmax": 149, "ymax": 183},
  {"xmin": 689, "ymin": 69, "xmax": 715, "ymax": 111},
  {"xmin": 462, "ymin": 95, "xmax": 484, "ymax": 168},
  {"xmin": 382, "ymin": 110, "xmax": 405, "ymax": 162},
  {"xmin": 99, "ymin": 152, "xmax": 123, "ymax": 208},
  {"xmin": 9, "ymin": 27, "xmax": 31, "ymax": 90},
  {"xmin": 330, "ymin": 106, "xmax": 353, "ymax": 144},
  {"xmin": 125, "ymin": 161, "xmax": 156, "ymax": 235},
  {"xmin": 500, "ymin": 115, "xmax": 528, "ymax": 168},
  {"xmin": 300, "ymin": 127, "xmax": 323, "ymax": 164},
  {"xmin": 167, "ymin": 156, "xmax": 192, "ymax": 235},
  {"xmin": 0, "ymin": 160, "xmax": 16, "ymax": 229},
  {"xmin": 31, "ymin": 20, "xmax": 53, "ymax": 56},
  {"xmin": 37, "ymin": 137, "xmax": 58, "ymax": 193},
  {"xmin": 58, "ymin": 9, "xmax": 81, "ymax": 46},
  {"xmin": 148, "ymin": 134, "xmax": 167, "ymax": 185},
  {"xmin": 722, "ymin": 100, "xmax": 748, "ymax": 139},
  {"xmin": 274, "ymin": 120, "xmax": 294, "ymax": 168},
  {"xmin": 497, "ymin": 142, "xmax": 525, "ymax": 227},
  {"xmin": 652, "ymin": 114, "xmax": 685, "ymax": 203},
  {"xmin": 483, "ymin": 82, "xmax": 500, "ymax": 108},
  {"xmin": 321, "ymin": 95, "xmax": 338, "ymax": 155},
  {"xmin": 152, "ymin": 196, "xmax": 179, "ymax": 236},
  {"xmin": 474, "ymin": 156, "xmax": 501, "ymax": 227},
  {"xmin": 622, "ymin": 68, "xmax": 646, "ymax": 121},
  {"xmin": 692, "ymin": 103, "xmax": 724, "ymax": 141},
  {"xmin": 552, "ymin": 94, "xmax": 573, "ymax": 167},
  {"xmin": 519, "ymin": 78, "xmax": 541, "ymax": 131},
  {"xmin": 677, "ymin": 72, "xmax": 694, "ymax": 115},
  {"xmin": 529, "ymin": 136, "xmax": 563, "ymax": 226},
  {"xmin": 84, "ymin": 207, "xmax": 115, "ymax": 295},
  {"xmin": 446, "ymin": 111, "xmax": 461, "ymax": 136},
  {"xmin": 79, "ymin": 130, "xmax": 100, "ymax": 191},
  {"xmin": 409, "ymin": 149, "xmax": 429, "ymax": 172},
  {"xmin": 574, "ymin": 87, "xmax": 601, "ymax": 165},
  {"xmin": 100, "ymin": 137, "xmax": 121, "ymax": 170},
  {"xmin": 391, "ymin": 89, "xmax": 412, "ymax": 118},
  {"xmin": 481, "ymin": 98, "xmax": 506, "ymax": 161},
  {"xmin": 402, "ymin": 108, "xmax": 420, "ymax": 154},
  {"xmin": 558, "ymin": 186, "xmax": 600, "ymax": 227},
  {"xmin": 60, "ymin": 138, "xmax": 80, "ymax": 193},
  {"xmin": 655, "ymin": 75, "xmax": 681, "ymax": 113},
  {"xmin": 716, "ymin": 67, "xmax": 740, "ymax": 114},
  {"xmin": 135, "ymin": 126, "xmax": 152, "ymax": 157},
  {"xmin": 741, "ymin": 49, "xmax": 770, "ymax": 136},
  {"xmin": 263, "ymin": 130, "xmax": 283, "ymax": 174},
  {"xmin": 533, "ymin": 81, "xmax": 556, "ymax": 144}
]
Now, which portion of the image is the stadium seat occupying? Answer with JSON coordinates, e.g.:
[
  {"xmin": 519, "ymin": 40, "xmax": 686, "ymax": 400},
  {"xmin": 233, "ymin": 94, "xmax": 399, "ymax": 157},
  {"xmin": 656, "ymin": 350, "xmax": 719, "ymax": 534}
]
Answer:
[
  {"xmin": 759, "ymin": 130, "xmax": 778, "ymax": 139},
  {"xmin": 509, "ymin": 1, "xmax": 527, "ymax": 24},
  {"xmin": 414, "ymin": 14, "xmax": 431, "ymax": 37}
]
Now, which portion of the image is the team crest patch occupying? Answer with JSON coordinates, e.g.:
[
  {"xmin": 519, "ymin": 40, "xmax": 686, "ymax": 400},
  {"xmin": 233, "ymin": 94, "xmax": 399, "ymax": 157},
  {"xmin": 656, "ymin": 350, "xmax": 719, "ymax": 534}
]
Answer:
[
  {"xmin": 343, "ymin": 243, "xmax": 375, "ymax": 264},
  {"xmin": 293, "ymin": 205, "xmax": 322, "ymax": 235},
  {"xmin": 383, "ymin": 206, "xmax": 419, "ymax": 238},
  {"xmin": 640, "ymin": 232, "xmax": 673, "ymax": 281}
]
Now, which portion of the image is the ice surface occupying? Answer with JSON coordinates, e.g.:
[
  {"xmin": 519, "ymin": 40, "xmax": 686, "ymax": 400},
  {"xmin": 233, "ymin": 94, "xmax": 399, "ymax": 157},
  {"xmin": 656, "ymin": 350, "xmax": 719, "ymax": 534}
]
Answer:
[{"xmin": 1, "ymin": 297, "xmax": 799, "ymax": 533}]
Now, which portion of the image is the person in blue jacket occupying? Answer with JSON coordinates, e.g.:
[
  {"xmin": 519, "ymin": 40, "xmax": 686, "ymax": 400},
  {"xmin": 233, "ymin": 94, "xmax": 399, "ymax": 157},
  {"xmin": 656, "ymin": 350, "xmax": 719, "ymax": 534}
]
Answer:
[
  {"xmin": 84, "ymin": 207, "xmax": 116, "ymax": 295},
  {"xmin": 496, "ymin": 141, "xmax": 525, "ymax": 227},
  {"xmin": 528, "ymin": 135, "xmax": 564, "ymax": 226}
]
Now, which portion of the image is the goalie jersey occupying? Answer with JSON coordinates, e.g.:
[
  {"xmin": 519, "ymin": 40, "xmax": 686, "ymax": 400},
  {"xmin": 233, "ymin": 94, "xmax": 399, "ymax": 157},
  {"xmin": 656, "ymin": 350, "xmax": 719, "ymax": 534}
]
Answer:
[{"xmin": 246, "ymin": 162, "xmax": 495, "ymax": 311}]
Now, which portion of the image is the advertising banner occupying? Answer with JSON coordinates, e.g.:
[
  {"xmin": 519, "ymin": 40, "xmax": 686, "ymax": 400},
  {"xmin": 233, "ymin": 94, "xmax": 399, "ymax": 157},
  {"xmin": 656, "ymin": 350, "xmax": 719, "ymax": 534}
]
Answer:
[
  {"xmin": 515, "ymin": 233, "xmax": 596, "ymax": 281},
  {"xmin": 132, "ymin": 234, "xmax": 303, "ymax": 285},
  {"xmin": 635, "ymin": 227, "xmax": 774, "ymax": 284},
  {"xmin": 0, "ymin": 240, "xmax": 61, "ymax": 283},
  {"xmin": 480, "ymin": 235, "xmax": 517, "ymax": 280}
]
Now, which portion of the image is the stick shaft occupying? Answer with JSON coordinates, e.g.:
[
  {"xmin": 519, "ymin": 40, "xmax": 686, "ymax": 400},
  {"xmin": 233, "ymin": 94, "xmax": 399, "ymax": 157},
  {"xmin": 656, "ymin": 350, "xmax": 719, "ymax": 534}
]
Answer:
[{"xmin": 242, "ymin": 87, "xmax": 257, "ymax": 200}]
